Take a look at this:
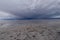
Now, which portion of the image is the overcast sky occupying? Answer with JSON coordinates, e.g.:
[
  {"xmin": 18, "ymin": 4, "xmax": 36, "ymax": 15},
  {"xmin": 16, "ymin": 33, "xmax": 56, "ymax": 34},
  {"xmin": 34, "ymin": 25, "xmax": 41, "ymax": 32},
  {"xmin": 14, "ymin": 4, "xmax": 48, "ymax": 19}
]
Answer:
[{"xmin": 0, "ymin": 0, "xmax": 60, "ymax": 19}]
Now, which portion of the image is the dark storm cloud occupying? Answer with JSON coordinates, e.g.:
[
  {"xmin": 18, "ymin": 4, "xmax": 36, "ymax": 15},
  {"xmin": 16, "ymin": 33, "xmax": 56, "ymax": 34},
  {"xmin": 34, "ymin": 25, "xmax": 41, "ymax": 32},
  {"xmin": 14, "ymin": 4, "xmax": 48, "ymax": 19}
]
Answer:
[{"xmin": 0, "ymin": 0, "xmax": 60, "ymax": 19}]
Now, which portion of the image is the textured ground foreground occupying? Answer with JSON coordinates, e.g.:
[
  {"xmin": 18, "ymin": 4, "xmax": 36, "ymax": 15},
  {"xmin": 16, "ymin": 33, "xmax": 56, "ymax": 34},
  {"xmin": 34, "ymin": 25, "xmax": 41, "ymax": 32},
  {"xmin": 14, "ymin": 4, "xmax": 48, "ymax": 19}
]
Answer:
[{"xmin": 0, "ymin": 20, "xmax": 60, "ymax": 40}]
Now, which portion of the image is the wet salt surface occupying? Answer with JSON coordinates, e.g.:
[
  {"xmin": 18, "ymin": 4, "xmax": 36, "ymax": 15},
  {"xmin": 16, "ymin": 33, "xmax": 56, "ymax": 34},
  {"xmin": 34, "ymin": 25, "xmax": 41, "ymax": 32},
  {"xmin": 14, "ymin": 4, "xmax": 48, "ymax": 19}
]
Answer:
[{"xmin": 0, "ymin": 20, "xmax": 60, "ymax": 40}]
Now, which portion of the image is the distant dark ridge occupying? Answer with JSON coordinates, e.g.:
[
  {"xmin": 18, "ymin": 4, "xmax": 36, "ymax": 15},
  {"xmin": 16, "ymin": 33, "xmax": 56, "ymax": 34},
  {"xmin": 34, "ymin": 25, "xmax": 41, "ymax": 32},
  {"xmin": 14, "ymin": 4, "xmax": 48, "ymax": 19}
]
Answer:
[{"xmin": 1, "ymin": 18, "xmax": 60, "ymax": 20}]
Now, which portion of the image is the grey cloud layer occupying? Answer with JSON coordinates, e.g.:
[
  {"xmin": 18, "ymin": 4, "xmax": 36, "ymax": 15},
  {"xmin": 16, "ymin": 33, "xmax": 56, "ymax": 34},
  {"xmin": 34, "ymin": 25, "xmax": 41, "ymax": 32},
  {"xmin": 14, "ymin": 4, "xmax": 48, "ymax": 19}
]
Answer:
[{"xmin": 0, "ymin": 0, "xmax": 60, "ymax": 19}]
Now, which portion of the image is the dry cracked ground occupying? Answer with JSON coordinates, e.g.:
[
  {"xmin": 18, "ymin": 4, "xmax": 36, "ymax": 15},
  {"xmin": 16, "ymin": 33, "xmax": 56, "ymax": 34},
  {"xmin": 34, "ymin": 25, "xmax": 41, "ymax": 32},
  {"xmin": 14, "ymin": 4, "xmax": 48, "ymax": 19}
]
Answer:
[{"xmin": 0, "ymin": 20, "xmax": 60, "ymax": 40}]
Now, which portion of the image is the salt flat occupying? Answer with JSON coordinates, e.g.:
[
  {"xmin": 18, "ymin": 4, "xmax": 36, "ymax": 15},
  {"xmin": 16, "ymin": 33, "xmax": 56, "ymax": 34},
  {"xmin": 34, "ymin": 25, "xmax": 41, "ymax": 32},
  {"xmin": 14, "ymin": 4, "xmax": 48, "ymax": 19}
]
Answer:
[{"xmin": 0, "ymin": 20, "xmax": 60, "ymax": 40}]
